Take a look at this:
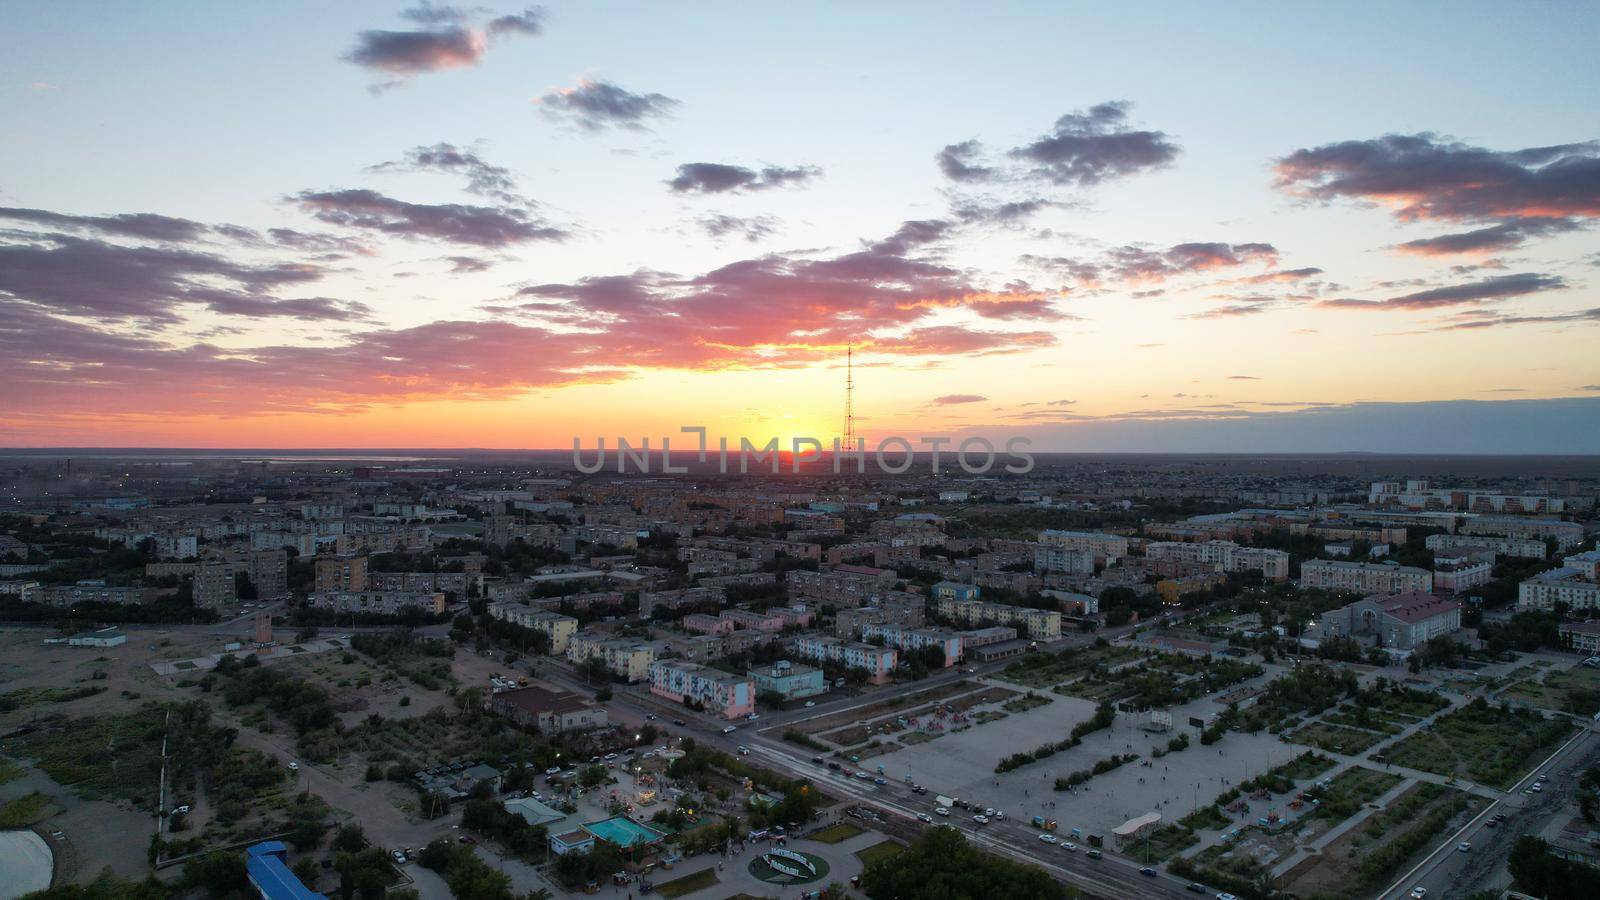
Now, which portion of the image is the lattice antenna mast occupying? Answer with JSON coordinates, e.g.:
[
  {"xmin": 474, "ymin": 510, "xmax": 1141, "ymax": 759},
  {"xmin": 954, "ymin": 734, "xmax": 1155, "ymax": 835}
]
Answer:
[{"xmin": 843, "ymin": 345, "xmax": 857, "ymax": 452}]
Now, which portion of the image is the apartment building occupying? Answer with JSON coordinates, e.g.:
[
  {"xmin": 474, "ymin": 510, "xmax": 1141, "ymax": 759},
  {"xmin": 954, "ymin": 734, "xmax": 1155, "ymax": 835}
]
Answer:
[
  {"xmin": 39, "ymin": 583, "xmax": 155, "ymax": 607},
  {"xmin": 785, "ymin": 568, "xmax": 895, "ymax": 608},
  {"xmin": 1033, "ymin": 544, "xmax": 1096, "ymax": 575},
  {"xmin": 1518, "ymin": 569, "xmax": 1600, "ymax": 613},
  {"xmin": 935, "ymin": 596, "xmax": 1062, "ymax": 639},
  {"xmin": 1425, "ymin": 533, "xmax": 1548, "ymax": 560},
  {"xmin": 1461, "ymin": 517, "xmax": 1583, "ymax": 551},
  {"xmin": 1144, "ymin": 540, "xmax": 1289, "ymax": 580},
  {"xmin": 1432, "ymin": 558, "xmax": 1492, "ymax": 593},
  {"xmin": 1039, "ymin": 529, "xmax": 1128, "ymax": 561},
  {"xmin": 833, "ymin": 599, "xmax": 926, "ymax": 637},
  {"xmin": 369, "ymin": 571, "xmax": 472, "ymax": 595},
  {"xmin": 487, "ymin": 603, "xmax": 579, "ymax": 653},
  {"xmin": 640, "ymin": 586, "xmax": 721, "ymax": 618},
  {"xmin": 310, "ymin": 590, "xmax": 445, "ymax": 616},
  {"xmin": 648, "ymin": 660, "xmax": 755, "ymax": 719},
  {"xmin": 1561, "ymin": 549, "xmax": 1600, "ymax": 580},
  {"xmin": 315, "ymin": 555, "xmax": 369, "ymax": 592},
  {"xmin": 566, "ymin": 632, "xmax": 655, "ymax": 682},
  {"xmin": 1299, "ymin": 559, "xmax": 1431, "ymax": 595},
  {"xmin": 858, "ymin": 623, "xmax": 963, "ymax": 666},
  {"xmin": 194, "ymin": 561, "xmax": 237, "ymax": 609},
  {"xmin": 484, "ymin": 685, "xmax": 609, "ymax": 733},
  {"xmin": 1557, "ymin": 621, "xmax": 1600, "ymax": 655},
  {"xmin": 789, "ymin": 635, "xmax": 898, "ymax": 684}
]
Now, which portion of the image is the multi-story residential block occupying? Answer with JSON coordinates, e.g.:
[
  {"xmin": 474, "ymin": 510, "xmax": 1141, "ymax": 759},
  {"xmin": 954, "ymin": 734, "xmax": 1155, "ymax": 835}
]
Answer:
[
  {"xmin": 1312, "ymin": 589, "xmax": 1461, "ymax": 651},
  {"xmin": 1557, "ymin": 621, "xmax": 1600, "ymax": 655},
  {"xmin": 487, "ymin": 603, "xmax": 579, "ymax": 653},
  {"xmin": 931, "ymin": 581, "xmax": 980, "ymax": 602},
  {"xmin": 859, "ymin": 623, "xmax": 962, "ymax": 666},
  {"xmin": 40, "ymin": 583, "xmax": 156, "ymax": 607},
  {"xmin": 789, "ymin": 634, "xmax": 898, "ymax": 684},
  {"xmin": 648, "ymin": 660, "xmax": 755, "ymax": 719},
  {"xmin": 194, "ymin": 561, "xmax": 238, "ymax": 609},
  {"xmin": 833, "ymin": 599, "xmax": 926, "ymax": 637},
  {"xmin": 1461, "ymin": 516, "xmax": 1583, "ymax": 550},
  {"xmin": 640, "ymin": 586, "xmax": 721, "ymax": 617},
  {"xmin": 935, "ymin": 596, "xmax": 1062, "ymax": 639},
  {"xmin": 785, "ymin": 569, "xmax": 894, "ymax": 608},
  {"xmin": 310, "ymin": 590, "xmax": 445, "ymax": 616},
  {"xmin": 1039, "ymin": 529, "xmax": 1128, "ymax": 561},
  {"xmin": 243, "ymin": 548, "xmax": 289, "ymax": 600},
  {"xmin": 1519, "ymin": 569, "xmax": 1600, "ymax": 613},
  {"xmin": 681, "ymin": 613, "xmax": 735, "ymax": 635},
  {"xmin": 749, "ymin": 660, "xmax": 827, "ymax": 699},
  {"xmin": 315, "ymin": 555, "xmax": 369, "ymax": 592},
  {"xmin": 566, "ymin": 632, "xmax": 655, "ymax": 682},
  {"xmin": 1299, "ymin": 559, "xmax": 1431, "ymax": 595},
  {"xmin": 334, "ymin": 527, "xmax": 430, "ymax": 556},
  {"xmin": 1033, "ymin": 544, "xmax": 1096, "ymax": 575},
  {"xmin": 1432, "ymin": 558, "xmax": 1492, "ymax": 593},
  {"xmin": 1369, "ymin": 480, "xmax": 1570, "ymax": 514},
  {"xmin": 1144, "ymin": 540, "xmax": 1289, "ymax": 580},
  {"xmin": 1425, "ymin": 533, "xmax": 1548, "ymax": 560},
  {"xmin": 1290, "ymin": 523, "xmax": 1409, "ymax": 545},
  {"xmin": 369, "ymin": 570, "xmax": 471, "ymax": 595},
  {"xmin": 1562, "ymin": 549, "xmax": 1600, "ymax": 580}
]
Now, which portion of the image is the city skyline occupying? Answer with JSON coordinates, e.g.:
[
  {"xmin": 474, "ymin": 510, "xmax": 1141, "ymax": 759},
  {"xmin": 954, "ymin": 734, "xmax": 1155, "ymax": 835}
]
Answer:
[{"xmin": 3, "ymin": 2, "xmax": 1599, "ymax": 451}]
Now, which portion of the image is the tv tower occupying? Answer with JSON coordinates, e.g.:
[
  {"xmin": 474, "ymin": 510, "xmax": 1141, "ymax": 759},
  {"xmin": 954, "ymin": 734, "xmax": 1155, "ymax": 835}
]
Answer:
[{"xmin": 843, "ymin": 345, "xmax": 858, "ymax": 452}]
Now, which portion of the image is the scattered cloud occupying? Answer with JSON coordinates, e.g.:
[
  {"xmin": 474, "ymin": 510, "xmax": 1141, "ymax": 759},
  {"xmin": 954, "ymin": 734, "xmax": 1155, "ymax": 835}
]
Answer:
[
  {"xmin": 932, "ymin": 393, "xmax": 987, "ymax": 405},
  {"xmin": 537, "ymin": 78, "xmax": 679, "ymax": 131},
  {"xmin": 1393, "ymin": 217, "xmax": 1582, "ymax": 256},
  {"xmin": 697, "ymin": 214, "xmax": 780, "ymax": 243},
  {"xmin": 1228, "ymin": 375, "xmax": 1260, "ymax": 380},
  {"xmin": 344, "ymin": 5, "xmax": 545, "ymax": 90},
  {"xmin": 1009, "ymin": 101, "xmax": 1179, "ymax": 187},
  {"xmin": 1321, "ymin": 272, "xmax": 1567, "ymax": 311},
  {"xmin": 666, "ymin": 162, "xmax": 821, "ymax": 194},
  {"xmin": 1027, "ymin": 241, "xmax": 1278, "ymax": 287},
  {"xmin": 293, "ymin": 188, "xmax": 569, "ymax": 247},
  {"xmin": 0, "ymin": 206, "xmax": 207, "ymax": 242},
  {"xmin": 936, "ymin": 140, "xmax": 997, "ymax": 183},
  {"xmin": 369, "ymin": 142, "xmax": 525, "ymax": 204}
]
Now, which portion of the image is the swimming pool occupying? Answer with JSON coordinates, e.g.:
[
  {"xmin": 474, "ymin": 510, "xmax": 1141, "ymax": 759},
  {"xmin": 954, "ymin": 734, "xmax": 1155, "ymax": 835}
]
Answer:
[{"xmin": 583, "ymin": 816, "xmax": 665, "ymax": 849}]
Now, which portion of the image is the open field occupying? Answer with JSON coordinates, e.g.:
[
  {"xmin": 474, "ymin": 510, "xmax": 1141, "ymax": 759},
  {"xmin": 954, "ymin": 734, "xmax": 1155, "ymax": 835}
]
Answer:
[
  {"xmin": 1373, "ymin": 699, "xmax": 1575, "ymax": 788},
  {"xmin": 854, "ymin": 838, "xmax": 905, "ymax": 867},
  {"xmin": 1285, "ymin": 721, "xmax": 1388, "ymax": 755}
]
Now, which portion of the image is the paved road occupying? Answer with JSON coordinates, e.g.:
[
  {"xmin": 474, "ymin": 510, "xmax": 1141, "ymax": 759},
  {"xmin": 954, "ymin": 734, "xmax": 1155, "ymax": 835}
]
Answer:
[{"xmin": 1376, "ymin": 725, "xmax": 1598, "ymax": 900}]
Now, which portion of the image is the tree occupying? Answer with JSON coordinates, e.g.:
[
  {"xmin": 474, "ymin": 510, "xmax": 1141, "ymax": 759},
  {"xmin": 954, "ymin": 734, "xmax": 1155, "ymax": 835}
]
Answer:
[
  {"xmin": 333, "ymin": 823, "xmax": 369, "ymax": 854},
  {"xmin": 861, "ymin": 826, "xmax": 1067, "ymax": 899},
  {"xmin": 180, "ymin": 851, "xmax": 248, "ymax": 896},
  {"xmin": 1509, "ymin": 835, "xmax": 1600, "ymax": 898}
]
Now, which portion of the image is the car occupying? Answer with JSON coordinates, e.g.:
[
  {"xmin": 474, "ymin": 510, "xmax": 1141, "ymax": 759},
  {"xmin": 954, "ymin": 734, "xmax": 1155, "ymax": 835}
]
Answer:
[
  {"xmin": 1458, "ymin": 842, "xmax": 1471, "ymax": 853},
  {"xmin": 458, "ymin": 835, "xmax": 475, "ymax": 845},
  {"xmin": 1531, "ymin": 783, "xmax": 1543, "ymax": 792},
  {"xmin": 1484, "ymin": 817, "xmax": 1498, "ymax": 828},
  {"xmin": 287, "ymin": 761, "xmax": 299, "ymax": 771},
  {"xmin": 812, "ymin": 756, "xmax": 824, "ymax": 764},
  {"xmin": 804, "ymin": 701, "xmax": 816, "ymax": 708},
  {"xmin": 994, "ymin": 811, "xmax": 1006, "ymax": 820},
  {"xmin": 673, "ymin": 719, "xmax": 686, "ymax": 726},
  {"xmin": 917, "ymin": 813, "xmax": 933, "ymax": 823},
  {"xmin": 983, "ymin": 807, "xmax": 995, "ymax": 817},
  {"xmin": 935, "ymin": 807, "xmax": 951, "ymax": 817},
  {"xmin": 738, "ymin": 746, "xmax": 750, "ymax": 756},
  {"xmin": 1038, "ymin": 833, "xmax": 1057, "ymax": 844},
  {"xmin": 722, "ymin": 725, "xmax": 737, "ymax": 734},
  {"xmin": 873, "ymin": 777, "xmax": 886, "ymax": 785},
  {"xmin": 1187, "ymin": 885, "xmax": 1206, "ymax": 895},
  {"xmin": 545, "ymin": 766, "xmax": 562, "ymax": 775},
  {"xmin": 972, "ymin": 815, "xmax": 990, "ymax": 825},
  {"xmin": 590, "ymin": 756, "xmax": 601, "ymax": 764},
  {"xmin": 747, "ymin": 713, "xmax": 760, "ymax": 720},
  {"xmin": 49, "ymin": 829, "xmax": 65, "ymax": 840},
  {"xmin": 1085, "ymin": 849, "xmax": 1102, "ymax": 860},
  {"xmin": 391, "ymin": 850, "xmax": 407, "ymax": 865},
  {"xmin": 1139, "ymin": 867, "xmax": 1158, "ymax": 877},
  {"xmin": 1218, "ymin": 894, "xmax": 1239, "ymax": 900},
  {"xmin": 855, "ymin": 772, "xmax": 870, "ymax": 780},
  {"xmin": 171, "ymin": 805, "xmax": 190, "ymax": 815},
  {"xmin": 1409, "ymin": 889, "xmax": 1427, "ymax": 899},
  {"xmin": 645, "ymin": 713, "xmax": 657, "ymax": 720},
  {"xmin": 827, "ymin": 762, "xmax": 841, "ymax": 770},
  {"xmin": 1536, "ymin": 774, "xmax": 1548, "ymax": 783},
  {"xmin": 1061, "ymin": 842, "xmax": 1077, "ymax": 852},
  {"xmin": 604, "ymin": 753, "xmax": 617, "ymax": 761}
]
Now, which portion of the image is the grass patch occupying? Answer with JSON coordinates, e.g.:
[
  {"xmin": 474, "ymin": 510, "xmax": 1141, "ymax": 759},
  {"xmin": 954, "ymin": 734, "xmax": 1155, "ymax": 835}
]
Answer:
[
  {"xmin": 0, "ymin": 685, "xmax": 106, "ymax": 712},
  {"xmin": 1001, "ymin": 693, "xmax": 1053, "ymax": 713},
  {"xmin": 1306, "ymin": 766, "xmax": 1403, "ymax": 822},
  {"xmin": 1286, "ymin": 721, "xmax": 1388, "ymax": 755},
  {"xmin": 1125, "ymin": 823, "xmax": 1198, "ymax": 864},
  {"xmin": 1373, "ymin": 698, "xmax": 1574, "ymax": 789},
  {"xmin": 0, "ymin": 791, "xmax": 58, "ymax": 827},
  {"xmin": 0, "ymin": 757, "xmax": 24, "ymax": 785},
  {"xmin": 854, "ymin": 839, "xmax": 906, "ymax": 867},
  {"xmin": 655, "ymin": 867, "xmax": 719, "ymax": 898},
  {"xmin": 809, "ymin": 822, "xmax": 864, "ymax": 844}
]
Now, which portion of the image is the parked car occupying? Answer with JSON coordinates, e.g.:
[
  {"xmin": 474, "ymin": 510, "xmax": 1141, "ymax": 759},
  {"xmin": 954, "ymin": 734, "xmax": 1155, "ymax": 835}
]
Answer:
[
  {"xmin": 722, "ymin": 725, "xmax": 737, "ymax": 734},
  {"xmin": 916, "ymin": 813, "xmax": 933, "ymax": 823},
  {"xmin": 287, "ymin": 761, "xmax": 299, "ymax": 771},
  {"xmin": 1061, "ymin": 842, "xmax": 1077, "ymax": 852},
  {"xmin": 1458, "ymin": 842, "xmax": 1471, "ymax": 853},
  {"xmin": 391, "ymin": 850, "xmax": 407, "ymax": 865},
  {"xmin": 934, "ymin": 807, "xmax": 951, "ymax": 817},
  {"xmin": 1408, "ymin": 889, "xmax": 1427, "ymax": 899},
  {"xmin": 1085, "ymin": 849, "xmax": 1102, "ymax": 860},
  {"xmin": 804, "ymin": 701, "xmax": 816, "ymax": 708},
  {"xmin": 972, "ymin": 815, "xmax": 990, "ymax": 825},
  {"xmin": 1038, "ymin": 833, "xmax": 1056, "ymax": 844},
  {"xmin": 1140, "ymin": 867, "xmax": 1157, "ymax": 877}
]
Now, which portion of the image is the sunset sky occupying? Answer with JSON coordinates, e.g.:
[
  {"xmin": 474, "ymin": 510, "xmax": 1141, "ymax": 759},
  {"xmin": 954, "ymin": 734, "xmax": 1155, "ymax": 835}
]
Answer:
[{"xmin": 3, "ymin": 2, "xmax": 1598, "ymax": 451}]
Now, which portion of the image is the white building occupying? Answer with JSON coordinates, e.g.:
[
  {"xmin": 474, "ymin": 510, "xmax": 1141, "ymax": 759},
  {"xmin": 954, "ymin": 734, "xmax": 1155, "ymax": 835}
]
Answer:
[
  {"xmin": 1144, "ymin": 540, "xmax": 1289, "ymax": 580},
  {"xmin": 1425, "ymin": 533, "xmax": 1548, "ymax": 560},
  {"xmin": 1299, "ymin": 559, "xmax": 1431, "ymax": 595},
  {"xmin": 1519, "ymin": 569, "xmax": 1600, "ymax": 613},
  {"xmin": 1038, "ymin": 529, "xmax": 1128, "ymax": 562}
]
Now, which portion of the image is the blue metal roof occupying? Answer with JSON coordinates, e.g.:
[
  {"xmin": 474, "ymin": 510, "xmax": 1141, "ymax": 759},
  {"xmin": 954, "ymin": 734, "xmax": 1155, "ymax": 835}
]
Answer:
[{"xmin": 245, "ymin": 841, "xmax": 327, "ymax": 900}]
